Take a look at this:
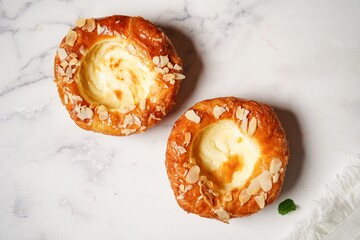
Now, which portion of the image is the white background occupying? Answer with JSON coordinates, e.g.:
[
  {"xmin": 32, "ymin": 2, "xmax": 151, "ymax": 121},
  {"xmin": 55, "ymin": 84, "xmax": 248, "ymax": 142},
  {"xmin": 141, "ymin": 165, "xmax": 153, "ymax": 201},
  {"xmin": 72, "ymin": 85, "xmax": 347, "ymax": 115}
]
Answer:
[{"xmin": 0, "ymin": 0, "xmax": 359, "ymax": 239}]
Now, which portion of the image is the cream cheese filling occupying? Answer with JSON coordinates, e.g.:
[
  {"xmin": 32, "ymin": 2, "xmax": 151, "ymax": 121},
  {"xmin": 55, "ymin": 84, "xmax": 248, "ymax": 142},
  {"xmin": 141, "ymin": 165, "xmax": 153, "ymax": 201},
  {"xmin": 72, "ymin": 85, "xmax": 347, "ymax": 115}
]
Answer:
[
  {"xmin": 190, "ymin": 120, "xmax": 260, "ymax": 191},
  {"xmin": 77, "ymin": 39, "xmax": 157, "ymax": 112}
]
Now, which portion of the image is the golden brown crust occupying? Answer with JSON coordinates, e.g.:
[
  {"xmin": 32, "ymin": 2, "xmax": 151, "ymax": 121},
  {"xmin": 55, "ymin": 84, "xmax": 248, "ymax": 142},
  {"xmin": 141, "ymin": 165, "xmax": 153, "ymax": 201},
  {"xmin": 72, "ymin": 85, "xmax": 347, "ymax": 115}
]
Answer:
[
  {"xmin": 54, "ymin": 16, "xmax": 183, "ymax": 136},
  {"xmin": 165, "ymin": 97, "xmax": 290, "ymax": 222}
]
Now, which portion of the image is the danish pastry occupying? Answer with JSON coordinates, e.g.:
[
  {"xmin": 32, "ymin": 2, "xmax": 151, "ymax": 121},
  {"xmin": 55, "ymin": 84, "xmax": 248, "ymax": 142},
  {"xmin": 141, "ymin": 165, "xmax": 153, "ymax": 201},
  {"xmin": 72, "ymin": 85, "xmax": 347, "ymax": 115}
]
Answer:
[
  {"xmin": 165, "ymin": 97, "xmax": 289, "ymax": 222},
  {"xmin": 54, "ymin": 15, "xmax": 184, "ymax": 136}
]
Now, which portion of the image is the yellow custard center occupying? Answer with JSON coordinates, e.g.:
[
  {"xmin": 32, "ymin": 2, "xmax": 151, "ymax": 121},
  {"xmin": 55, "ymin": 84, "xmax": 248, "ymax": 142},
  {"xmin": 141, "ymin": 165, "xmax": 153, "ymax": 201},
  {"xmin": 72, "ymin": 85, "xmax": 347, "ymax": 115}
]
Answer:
[
  {"xmin": 191, "ymin": 120, "xmax": 260, "ymax": 191},
  {"xmin": 77, "ymin": 39, "xmax": 156, "ymax": 112}
]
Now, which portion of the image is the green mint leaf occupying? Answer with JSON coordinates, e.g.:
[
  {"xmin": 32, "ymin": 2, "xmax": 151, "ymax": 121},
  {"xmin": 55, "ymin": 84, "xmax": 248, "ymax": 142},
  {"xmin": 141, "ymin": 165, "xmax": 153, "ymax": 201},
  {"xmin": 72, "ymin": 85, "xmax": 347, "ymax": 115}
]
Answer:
[{"xmin": 278, "ymin": 199, "xmax": 296, "ymax": 215}]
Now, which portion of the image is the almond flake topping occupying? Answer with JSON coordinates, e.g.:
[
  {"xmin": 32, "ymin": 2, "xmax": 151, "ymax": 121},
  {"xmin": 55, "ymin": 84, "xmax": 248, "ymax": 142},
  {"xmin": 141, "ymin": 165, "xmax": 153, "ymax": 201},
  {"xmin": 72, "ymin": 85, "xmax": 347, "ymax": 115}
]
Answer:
[
  {"xmin": 167, "ymin": 62, "xmax": 173, "ymax": 69},
  {"xmin": 96, "ymin": 105, "xmax": 109, "ymax": 121},
  {"xmin": 248, "ymin": 117, "xmax": 257, "ymax": 136},
  {"xmin": 270, "ymin": 158, "xmax": 282, "ymax": 175},
  {"xmin": 175, "ymin": 145, "xmax": 187, "ymax": 155},
  {"xmin": 75, "ymin": 18, "xmax": 86, "ymax": 27},
  {"xmin": 176, "ymin": 194, "xmax": 184, "ymax": 200},
  {"xmin": 60, "ymin": 60, "xmax": 68, "ymax": 69},
  {"xmin": 121, "ymin": 128, "xmax": 136, "ymax": 136},
  {"xmin": 239, "ymin": 188, "xmax": 251, "ymax": 205},
  {"xmin": 68, "ymin": 58, "xmax": 78, "ymax": 66},
  {"xmin": 152, "ymin": 56, "xmax": 160, "ymax": 65},
  {"xmin": 214, "ymin": 208, "xmax": 230, "ymax": 223},
  {"xmin": 75, "ymin": 106, "xmax": 93, "ymax": 121},
  {"xmin": 247, "ymin": 178, "xmax": 261, "ymax": 195},
  {"xmin": 58, "ymin": 66, "xmax": 65, "ymax": 76},
  {"xmin": 159, "ymin": 55, "xmax": 169, "ymax": 67},
  {"xmin": 240, "ymin": 118, "xmax": 248, "ymax": 133},
  {"xmin": 173, "ymin": 64, "xmax": 182, "ymax": 71},
  {"xmin": 254, "ymin": 194, "xmax": 265, "ymax": 209},
  {"xmin": 82, "ymin": 18, "xmax": 96, "ymax": 32},
  {"xmin": 65, "ymin": 67, "xmax": 72, "ymax": 78},
  {"xmin": 79, "ymin": 45, "xmax": 86, "ymax": 56},
  {"xmin": 185, "ymin": 165, "xmax": 200, "ymax": 184},
  {"xmin": 184, "ymin": 132, "xmax": 191, "ymax": 146},
  {"xmin": 139, "ymin": 99, "xmax": 146, "ymax": 110},
  {"xmin": 185, "ymin": 110, "xmax": 201, "ymax": 124},
  {"xmin": 97, "ymin": 24, "xmax": 106, "ymax": 35},
  {"xmin": 57, "ymin": 48, "xmax": 68, "ymax": 61},
  {"xmin": 213, "ymin": 105, "xmax": 226, "ymax": 119},
  {"xmin": 65, "ymin": 29, "xmax": 77, "ymax": 47},
  {"xmin": 174, "ymin": 73, "xmax": 185, "ymax": 80},
  {"xmin": 273, "ymin": 173, "xmax": 280, "ymax": 183},
  {"xmin": 257, "ymin": 170, "xmax": 272, "ymax": 192},
  {"xmin": 132, "ymin": 114, "xmax": 141, "ymax": 126},
  {"xmin": 163, "ymin": 74, "xmax": 175, "ymax": 82},
  {"xmin": 223, "ymin": 191, "xmax": 233, "ymax": 202}
]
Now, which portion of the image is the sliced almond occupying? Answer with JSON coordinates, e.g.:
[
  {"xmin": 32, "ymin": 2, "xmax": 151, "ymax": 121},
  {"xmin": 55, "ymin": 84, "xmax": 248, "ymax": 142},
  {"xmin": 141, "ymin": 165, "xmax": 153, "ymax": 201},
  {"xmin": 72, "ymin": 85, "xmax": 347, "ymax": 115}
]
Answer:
[
  {"xmin": 82, "ymin": 18, "xmax": 96, "ymax": 32},
  {"xmin": 139, "ymin": 99, "xmax": 146, "ymax": 110},
  {"xmin": 254, "ymin": 195, "xmax": 265, "ymax": 209},
  {"xmin": 185, "ymin": 110, "xmax": 200, "ymax": 124},
  {"xmin": 223, "ymin": 191, "xmax": 233, "ymax": 202},
  {"xmin": 57, "ymin": 66, "xmax": 65, "ymax": 76},
  {"xmin": 167, "ymin": 62, "xmax": 173, "ymax": 69},
  {"xmin": 176, "ymin": 194, "xmax": 184, "ymax": 200},
  {"xmin": 174, "ymin": 73, "xmax": 185, "ymax": 80},
  {"xmin": 239, "ymin": 189, "xmax": 251, "ymax": 205},
  {"xmin": 75, "ymin": 106, "xmax": 93, "ymax": 121},
  {"xmin": 97, "ymin": 24, "xmax": 106, "ymax": 35},
  {"xmin": 184, "ymin": 132, "xmax": 191, "ymax": 146},
  {"xmin": 270, "ymin": 158, "xmax": 282, "ymax": 175},
  {"xmin": 173, "ymin": 64, "xmax": 182, "ymax": 71},
  {"xmin": 75, "ymin": 18, "xmax": 86, "ymax": 27},
  {"xmin": 213, "ymin": 105, "xmax": 226, "ymax": 119},
  {"xmin": 57, "ymin": 48, "xmax": 68, "ymax": 61},
  {"xmin": 214, "ymin": 208, "xmax": 230, "ymax": 223},
  {"xmin": 155, "ymin": 67, "xmax": 165, "ymax": 74},
  {"xmin": 235, "ymin": 106, "xmax": 244, "ymax": 120},
  {"xmin": 152, "ymin": 56, "xmax": 160, "ymax": 65},
  {"xmin": 163, "ymin": 74, "xmax": 175, "ymax": 82},
  {"xmin": 273, "ymin": 173, "xmax": 280, "ymax": 183},
  {"xmin": 248, "ymin": 117, "xmax": 257, "ymax": 136},
  {"xmin": 163, "ymin": 67, "xmax": 169, "ymax": 73},
  {"xmin": 65, "ymin": 66, "xmax": 72, "ymax": 78},
  {"xmin": 96, "ymin": 105, "xmax": 109, "ymax": 121},
  {"xmin": 185, "ymin": 165, "xmax": 200, "ymax": 184},
  {"xmin": 160, "ymin": 55, "xmax": 169, "ymax": 67},
  {"xmin": 79, "ymin": 45, "xmax": 86, "ymax": 56},
  {"xmin": 247, "ymin": 178, "xmax": 261, "ymax": 195},
  {"xmin": 132, "ymin": 114, "xmax": 141, "ymax": 126},
  {"xmin": 60, "ymin": 60, "xmax": 68, "ymax": 69},
  {"xmin": 121, "ymin": 128, "xmax": 136, "ymax": 135},
  {"xmin": 240, "ymin": 118, "xmax": 248, "ymax": 133},
  {"xmin": 68, "ymin": 58, "xmax": 78, "ymax": 66},
  {"xmin": 258, "ymin": 170, "xmax": 272, "ymax": 192},
  {"xmin": 184, "ymin": 185, "xmax": 193, "ymax": 192},
  {"xmin": 175, "ymin": 145, "xmax": 187, "ymax": 155},
  {"xmin": 279, "ymin": 168, "xmax": 284, "ymax": 173},
  {"xmin": 65, "ymin": 29, "xmax": 77, "ymax": 47}
]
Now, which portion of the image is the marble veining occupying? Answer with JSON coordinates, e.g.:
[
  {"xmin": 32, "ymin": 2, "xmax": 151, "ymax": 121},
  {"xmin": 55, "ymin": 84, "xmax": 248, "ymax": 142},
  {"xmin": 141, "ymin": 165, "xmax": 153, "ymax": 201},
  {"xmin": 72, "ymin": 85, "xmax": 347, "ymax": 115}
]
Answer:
[{"xmin": 1, "ymin": 0, "xmax": 360, "ymax": 239}]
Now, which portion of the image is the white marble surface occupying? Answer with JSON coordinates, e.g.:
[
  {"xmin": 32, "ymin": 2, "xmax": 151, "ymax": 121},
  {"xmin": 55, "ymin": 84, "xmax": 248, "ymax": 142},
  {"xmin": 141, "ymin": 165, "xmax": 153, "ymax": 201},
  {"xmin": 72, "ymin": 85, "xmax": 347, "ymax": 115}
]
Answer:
[{"xmin": 1, "ymin": 0, "xmax": 360, "ymax": 239}]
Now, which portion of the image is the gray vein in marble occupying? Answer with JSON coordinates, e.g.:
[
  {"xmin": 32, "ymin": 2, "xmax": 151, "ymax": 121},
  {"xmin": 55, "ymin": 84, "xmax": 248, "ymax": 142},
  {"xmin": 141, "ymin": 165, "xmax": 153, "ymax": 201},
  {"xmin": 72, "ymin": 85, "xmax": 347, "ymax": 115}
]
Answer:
[{"xmin": 0, "ymin": 99, "xmax": 52, "ymax": 121}]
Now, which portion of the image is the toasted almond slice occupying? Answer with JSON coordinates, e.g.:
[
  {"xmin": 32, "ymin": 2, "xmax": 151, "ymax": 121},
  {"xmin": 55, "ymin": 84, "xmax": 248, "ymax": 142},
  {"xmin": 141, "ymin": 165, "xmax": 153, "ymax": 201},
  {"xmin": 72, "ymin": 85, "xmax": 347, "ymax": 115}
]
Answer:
[
  {"xmin": 279, "ymin": 168, "xmax": 284, "ymax": 173},
  {"xmin": 247, "ymin": 178, "xmax": 261, "ymax": 195},
  {"xmin": 184, "ymin": 132, "xmax": 191, "ymax": 146},
  {"xmin": 241, "ymin": 118, "xmax": 248, "ymax": 133},
  {"xmin": 75, "ymin": 106, "xmax": 93, "ymax": 121},
  {"xmin": 173, "ymin": 64, "xmax": 182, "ymax": 71},
  {"xmin": 185, "ymin": 165, "xmax": 200, "ymax": 184},
  {"xmin": 185, "ymin": 110, "xmax": 201, "ymax": 123},
  {"xmin": 235, "ymin": 106, "xmax": 243, "ymax": 120},
  {"xmin": 184, "ymin": 185, "xmax": 193, "ymax": 192},
  {"xmin": 167, "ymin": 62, "xmax": 173, "ymax": 69},
  {"xmin": 160, "ymin": 55, "xmax": 169, "ymax": 67},
  {"xmin": 79, "ymin": 45, "xmax": 86, "ymax": 56},
  {"xmin": 242, "ymin": 109, "xmax": 249, "ymax": 120},
  {"xmin": 132, "ymin": 114, "xmax": 141, "ymax": 126},
  {"xmin": 121, "ymin": 128, "xmax": 136, "ymax": 135},
  {"xmin": 239, "ymin": 188, "xmax": 251, "ymax": 205},
  {"xmin": 124, "ymin": 114, "xmax": 134, "ymax": 126},
  {"xmin": 254, "ymin": 195, "xmax": 265, "ymax": 209},
  {"xmin": 96, "ymin": 105, "xmax": 109, "ymax": 121},
  {"xmin": 163, "ymin": 74, "xmax": 175, "ymax": 82},
  {"xmin": 152, "ymin": 56, "xmax": 160, "ymax": 65},
  {"xmin": 75, "ymin": 18, "xmax": 86, "ymax": 27},
  {"xmin": 214, "ymin": 208, "xmax": 230, "ymax": 223},
  {"xmin": 65, "ymin": 29, "xmax": 77, "ymax": 47},
  {"xmin": 57, "ymin": 48, "xmax": 68, "ymax": 61},
  {"xmin": 163, "ymin": 67, "xmax": 169, "ymax": 73},
  {"xmin": 213, "ymin": 105, "xmax": 226, "ymax": 119},
  {"xmin": 97, "ymin": 24, "xmax": 106, "ymax": 35},
  {"xmin": 64, "ymin": 94, "xmax": 69, "ymax": 104},
  {"xmin": 248, "ymin": 117, "xmax": 257, "ymax": 136},
  {"xmin": 60, "ymin": 60, "xmax": 68, "ymax": 69},
  {"xmin": 175, "ymin": 145, "xmax": 187, "ymax": 155},
  {"xmin": 258, "ymin": 170, "xmax": 272, "ymax": 192},
  {"xmin": 155, "ymin": 67, "xmax": 165, "ymax": 74},
  {"xmin": 65, "ymin": 66, "xmax": 72, "ymax": 78},
  {"xmin": 139, "ymin": 99, "xmax": 146, "ymax": 110},
  {"xmin": 273, "ymin": 173, "xmax": 280, "ymax": 183},
  {"xmin": 179, "ymin": 184, "xmax": 185, "ymax": 192},
  {"xmin": 270, "ymin": 158, "xmax": 282, "ymax": 175},
  {"xmin": 174, "ymin": 73, "xmax": 185, "ymax": 80},
  {"xmin": 176, "ymin": 194, "xmax": 184, "ymax": 200},
  {"xmin": 57, "ymin": 66, "xmax": 65, "ymax": 76},
  {"xmin": 223, "ymin": 191, "xmax": 233, "ymax": 202},
  {"xmin": 82, "ymin": 18, "xmax": 96, "ymax": 32},
  {"xmin": 68, "ymin": 58, "xmax": 78, "ymax": 66}
]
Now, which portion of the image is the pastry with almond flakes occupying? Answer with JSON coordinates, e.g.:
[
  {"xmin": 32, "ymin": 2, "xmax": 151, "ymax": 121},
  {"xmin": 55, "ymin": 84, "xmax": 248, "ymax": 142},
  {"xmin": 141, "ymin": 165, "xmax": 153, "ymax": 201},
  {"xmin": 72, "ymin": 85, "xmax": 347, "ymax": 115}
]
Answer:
[
  {"xmin": 165, "ymin": 97, "xmax": 289, "ymax": 222},
  {"xmin": 54, "ymin": 15, "xmax": 184, "ymax": 136}
]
